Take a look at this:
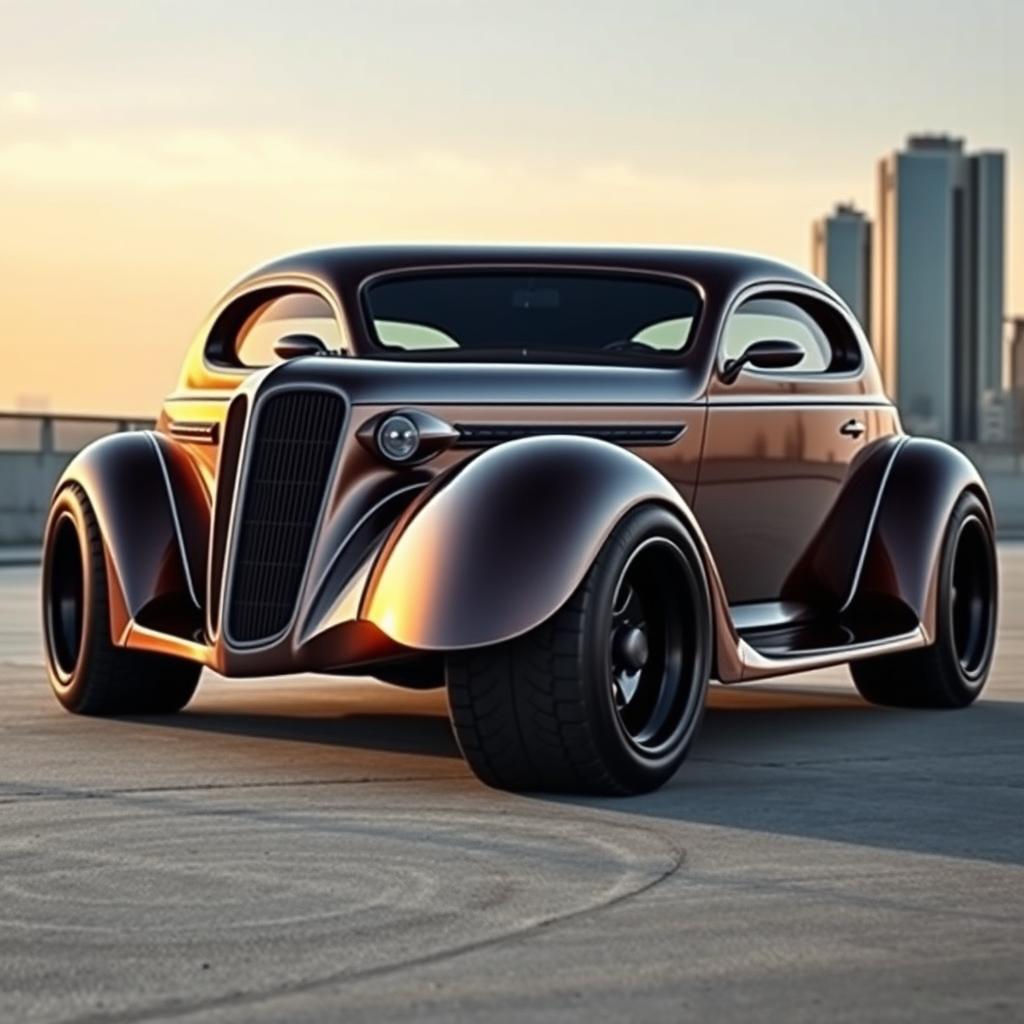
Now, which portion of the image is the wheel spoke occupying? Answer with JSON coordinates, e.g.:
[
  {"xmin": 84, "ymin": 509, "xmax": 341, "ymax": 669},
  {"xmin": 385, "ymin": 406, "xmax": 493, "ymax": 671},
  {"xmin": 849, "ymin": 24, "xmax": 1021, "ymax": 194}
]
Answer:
[{"xmin": 615, "ymin": 667, "xmax": 643, "ymax": 706}]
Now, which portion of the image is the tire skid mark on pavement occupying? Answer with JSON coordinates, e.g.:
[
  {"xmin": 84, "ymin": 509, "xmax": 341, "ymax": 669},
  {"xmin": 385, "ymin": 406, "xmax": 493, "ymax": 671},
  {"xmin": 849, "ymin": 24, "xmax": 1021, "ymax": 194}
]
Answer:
[
  {"xmin": 0, "ymin": 775, "xmax": 470, "ymax": 805},
  {"xmin": 1, "ymin": 800, "xmax": 683, "ymax": 1024},
  {"xmin": 634, "ymin": 858, "xmax": 1024, "ymax": 927},
  {"xmin": 691, "ymin": 746, "xmax": 1024, "ymax": 769}
]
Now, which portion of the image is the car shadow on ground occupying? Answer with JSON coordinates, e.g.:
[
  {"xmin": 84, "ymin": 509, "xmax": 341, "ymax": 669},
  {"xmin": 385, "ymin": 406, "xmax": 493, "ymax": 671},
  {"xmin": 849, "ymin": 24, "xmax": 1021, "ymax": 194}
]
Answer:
[
  {"xmin": 133, "ymin": 678, "xmax": 1024, "ymax": 864},
  {"xmin": 140, "ymin": 682, "xmax": 462, "ymax": 760},
  {"xmin": 573, "ymin": 685, "xmax": 1024, "ymax": 867}
]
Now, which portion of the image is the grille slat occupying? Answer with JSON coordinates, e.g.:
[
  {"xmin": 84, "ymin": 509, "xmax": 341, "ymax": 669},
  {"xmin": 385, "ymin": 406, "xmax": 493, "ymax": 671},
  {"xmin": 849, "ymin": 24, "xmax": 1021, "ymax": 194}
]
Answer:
[{"xmin": 226, "ymin": 390, "xmax": 346, "ymax": 644}]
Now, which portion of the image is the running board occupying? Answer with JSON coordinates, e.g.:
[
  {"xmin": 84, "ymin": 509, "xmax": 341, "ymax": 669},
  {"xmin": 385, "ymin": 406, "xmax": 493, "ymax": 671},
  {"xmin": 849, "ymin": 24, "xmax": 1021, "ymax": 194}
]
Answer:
[
  {"xmin": 730, "ymin": 599, "xmax": 927, "ymax": 681},
  {"xmin": 737, "ymin": 627, "xmax": 927, "ymax": 681}
]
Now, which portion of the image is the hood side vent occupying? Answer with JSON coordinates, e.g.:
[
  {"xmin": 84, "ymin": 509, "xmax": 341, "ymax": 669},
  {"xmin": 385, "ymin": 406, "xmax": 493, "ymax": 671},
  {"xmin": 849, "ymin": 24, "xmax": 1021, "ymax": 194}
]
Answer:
[{"xmin": 454, "ymin": 423, "xmax": 685, "ymax": 447}]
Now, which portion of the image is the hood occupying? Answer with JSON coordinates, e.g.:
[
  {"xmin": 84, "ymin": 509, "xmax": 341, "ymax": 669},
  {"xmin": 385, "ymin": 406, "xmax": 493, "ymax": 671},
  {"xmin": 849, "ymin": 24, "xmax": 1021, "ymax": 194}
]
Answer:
[{"xmin": 264, "ymin": 355, "xmax": 704, "ymax": 406}]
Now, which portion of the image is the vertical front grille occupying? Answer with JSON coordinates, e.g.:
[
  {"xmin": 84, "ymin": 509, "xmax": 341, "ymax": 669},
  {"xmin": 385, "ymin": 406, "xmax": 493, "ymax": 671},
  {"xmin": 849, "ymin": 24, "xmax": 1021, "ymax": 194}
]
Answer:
[{"xmin": 226, "ymin": 389, "xmax": 346, "ymax": 643}]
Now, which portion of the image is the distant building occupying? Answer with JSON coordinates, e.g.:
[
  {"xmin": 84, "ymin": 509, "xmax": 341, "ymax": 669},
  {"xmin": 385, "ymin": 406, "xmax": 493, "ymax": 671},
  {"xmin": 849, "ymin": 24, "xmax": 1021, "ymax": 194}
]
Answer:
[
  {"xmin": 812, "ymin": 203, "xmax": 871, "ymax": 329},
  {"xmin": 979, "ymin": 389, "xmax": 1011, "ymax": 444},
  {"xmin": 1010, "ymin": 318, "xmax": 1024, "ymax": 445},
  {"xmin": 873, "ymin": 135, "xmax": 1006, "ymax": 441}
]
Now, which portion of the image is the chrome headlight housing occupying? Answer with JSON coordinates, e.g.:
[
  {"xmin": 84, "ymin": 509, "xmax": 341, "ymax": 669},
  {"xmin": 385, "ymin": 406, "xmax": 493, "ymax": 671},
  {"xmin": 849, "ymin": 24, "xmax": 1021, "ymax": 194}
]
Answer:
[
  {"xmin": 358, "ymin": 409, "xmax": 460, "ymax": 466},
  {"xmin": 376, "ymin": 414, "xmax": 420, "ymax": 462}
]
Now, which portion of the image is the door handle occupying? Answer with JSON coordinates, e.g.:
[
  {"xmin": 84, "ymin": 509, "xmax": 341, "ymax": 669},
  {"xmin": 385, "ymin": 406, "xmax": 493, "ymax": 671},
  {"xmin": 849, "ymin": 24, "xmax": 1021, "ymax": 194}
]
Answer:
[{"xmin": 839, "ymin": 418, "xmax": 865, "ymax": 439}]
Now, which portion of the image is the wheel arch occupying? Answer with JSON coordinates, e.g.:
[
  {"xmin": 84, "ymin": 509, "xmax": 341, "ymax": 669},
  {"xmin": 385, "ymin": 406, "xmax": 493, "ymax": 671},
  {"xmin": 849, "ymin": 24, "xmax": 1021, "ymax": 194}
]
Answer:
[
  {"xmin": 358, "ymin": 435, "xmax": 737, "ymax": 660},
  {"xmin": 48, "ymin": 431, "xmax": 209, "ymax": 644},
  {"xmin": 850, "ymin": 437, "xmax": 995, "ymax": 642}
]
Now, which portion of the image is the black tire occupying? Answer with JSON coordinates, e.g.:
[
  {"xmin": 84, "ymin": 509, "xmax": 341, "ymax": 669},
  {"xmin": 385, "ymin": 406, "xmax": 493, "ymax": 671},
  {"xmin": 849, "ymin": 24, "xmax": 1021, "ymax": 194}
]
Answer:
[
  {"xmin": 42, "ymin": 483, "xmax": 202, "ymax": 716},
  {"xmin": 851, "ymin": 491, "xmax": 997, "ymax": 709},
  {"xmin": 446, "ymin": 505, "xmax": 712, "ymax": 795}
]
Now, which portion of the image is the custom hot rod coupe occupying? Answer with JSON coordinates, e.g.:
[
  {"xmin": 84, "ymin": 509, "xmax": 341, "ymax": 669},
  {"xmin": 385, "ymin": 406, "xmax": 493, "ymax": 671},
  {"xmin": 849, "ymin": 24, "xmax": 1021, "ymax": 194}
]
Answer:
[{"xmin": 42, "ymin": 245, "xmax": 999, "ymax": 794}]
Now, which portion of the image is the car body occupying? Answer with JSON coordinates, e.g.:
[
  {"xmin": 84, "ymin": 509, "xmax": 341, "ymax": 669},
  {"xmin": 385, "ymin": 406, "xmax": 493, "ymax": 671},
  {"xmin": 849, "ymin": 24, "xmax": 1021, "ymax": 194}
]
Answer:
[{"xmin": 42, "ymin": 245, "xmax": 999, "ymax": 794}]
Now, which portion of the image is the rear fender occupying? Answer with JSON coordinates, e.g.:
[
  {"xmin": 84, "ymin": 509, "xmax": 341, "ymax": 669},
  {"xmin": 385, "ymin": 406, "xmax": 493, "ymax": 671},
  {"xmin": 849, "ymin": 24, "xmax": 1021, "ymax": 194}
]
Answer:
[
  {"xmin": 851, "ymin": 437, "xmax": 992, "ymax": 641},
  {"xmin": 781, "ymin": 435, "xmax": 904, "ymax": 608},
  {"xmin": 359, "ymin": 435, "xmax": 735, "ymax": 656},
  {"xmin": 54, "ymin": 432, "xmax": 210, "ymax": 643}
]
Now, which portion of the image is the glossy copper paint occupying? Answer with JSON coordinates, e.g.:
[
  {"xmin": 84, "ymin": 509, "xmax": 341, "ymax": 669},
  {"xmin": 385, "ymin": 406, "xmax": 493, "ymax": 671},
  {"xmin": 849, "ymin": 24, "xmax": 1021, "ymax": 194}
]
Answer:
[{"xmin": 49, "ymin": 244, "xmax": 994, "ymax": 686}]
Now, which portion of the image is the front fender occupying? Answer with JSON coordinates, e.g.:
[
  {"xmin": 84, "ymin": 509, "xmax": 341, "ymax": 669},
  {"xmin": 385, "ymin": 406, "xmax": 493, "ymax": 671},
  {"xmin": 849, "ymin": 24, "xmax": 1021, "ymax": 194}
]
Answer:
[
  {"xmin": 54, "ymin": 431, "xmax": 209, "ymax": 641},
  {"xmin": 854, "ymin": 437, "xmax": 992, "ymax": 641},
  {"xmin": 360, "ymin": 435, "xmax": 715, "ymax": 650}
]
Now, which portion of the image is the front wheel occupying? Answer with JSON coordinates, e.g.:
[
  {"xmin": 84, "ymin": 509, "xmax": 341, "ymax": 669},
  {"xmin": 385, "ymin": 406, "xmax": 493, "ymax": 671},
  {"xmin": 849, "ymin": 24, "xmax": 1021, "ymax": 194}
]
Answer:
[
  {"xmin": 446, "ymin": 505, "xmax": 712, "ymax": 795},
  {"xmin": 851, "ymin": 491, "xmax": 997, "ymax": 708},
  {"xmin": 42, "ymin": 483, "xmax": 202, "ymax": 716}
]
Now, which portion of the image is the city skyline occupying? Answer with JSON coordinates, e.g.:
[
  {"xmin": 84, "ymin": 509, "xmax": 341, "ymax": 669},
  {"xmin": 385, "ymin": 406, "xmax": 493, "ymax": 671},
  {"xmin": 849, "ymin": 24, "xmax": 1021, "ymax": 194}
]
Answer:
[
  {"xmin": 1, "ymin": 0, "xmax": 1020, "ymax": 415},
  {"xmin": 872, "ymin": 135, "xmax": 1006, "ymax": 442}
]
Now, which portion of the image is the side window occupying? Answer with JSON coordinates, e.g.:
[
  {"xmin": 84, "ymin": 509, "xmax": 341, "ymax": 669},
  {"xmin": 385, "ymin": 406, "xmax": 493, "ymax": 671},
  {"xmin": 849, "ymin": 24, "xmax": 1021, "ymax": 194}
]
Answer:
[
  {"xmin": 721, "ymin": 294, "xmax": 860, "ymax": 375},
  {"xmin": 632, "ymin": 316, "xmax": 696, "ymax": 350},
  {"xmin": 375, "ymin": 320, "xmax": 458, "ymax": 350},
  {"xmin": 235, "ymin": 292, "xmax": 343, "ymax": 367}
]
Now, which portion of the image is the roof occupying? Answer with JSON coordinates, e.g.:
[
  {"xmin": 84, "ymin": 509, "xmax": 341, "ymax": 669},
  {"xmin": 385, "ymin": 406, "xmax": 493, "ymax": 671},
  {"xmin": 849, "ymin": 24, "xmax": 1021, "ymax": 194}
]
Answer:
[{"xmin": 233, "ymin": 244, "xmax": 822, "ymax": 301}]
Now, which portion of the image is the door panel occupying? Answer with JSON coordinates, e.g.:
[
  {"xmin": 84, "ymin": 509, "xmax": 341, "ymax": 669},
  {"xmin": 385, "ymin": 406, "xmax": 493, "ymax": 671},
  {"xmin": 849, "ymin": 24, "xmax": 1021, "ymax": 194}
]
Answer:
[{"xmin": 695, "ymin": 404, "xmax": 892, "ymax": 605}]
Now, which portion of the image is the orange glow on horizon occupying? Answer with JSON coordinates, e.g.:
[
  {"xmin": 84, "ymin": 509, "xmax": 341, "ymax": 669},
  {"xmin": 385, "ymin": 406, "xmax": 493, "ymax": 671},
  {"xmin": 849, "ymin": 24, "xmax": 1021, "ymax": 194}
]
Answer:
[{"xmin": 1, "ymin": 3, "xmax": 1019, "ymax": 416}]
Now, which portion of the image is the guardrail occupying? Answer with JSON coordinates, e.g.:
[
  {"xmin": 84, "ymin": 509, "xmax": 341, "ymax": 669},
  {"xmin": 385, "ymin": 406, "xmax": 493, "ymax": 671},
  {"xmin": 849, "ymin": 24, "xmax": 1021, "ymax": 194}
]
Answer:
[
  {"xmin": 0, "ymin": 411, "xmax": 155, "ymax": 454},
  {"xmin": 0, "ymin": 413, "xmax": 156, "ymax": 546},
  {"xmin": 2, "ymin": 412, "xmax": 1024, "ymax": 548}
]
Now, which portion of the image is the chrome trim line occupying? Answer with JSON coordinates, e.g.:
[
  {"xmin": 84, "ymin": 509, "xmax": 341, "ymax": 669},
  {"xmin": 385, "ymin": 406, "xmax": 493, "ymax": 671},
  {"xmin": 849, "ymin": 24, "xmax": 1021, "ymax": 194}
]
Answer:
[
  {"xmin": 838, "ymin": 436, "xmax": 909, "ymax": 614},
  {"xmin": 706, "ymin": 398, "xmax": 896, "ymax": 408},
  {"xmin": 145, "ymin": 432, "xmax": 201, "ymax": 610},
  {"xmin": 169, "ymin": 420, "xmax": 220, "ymax": 444},
  {"xmin": 302, "ymin": 481, "xmax": 429, "ymax": 639},
  {"xmin": 738, "ymin": 626, "xmax": 926, "ymax": 679},
  {"xmin": 301, "ymin": 545, "xmax": 381, "ymax": 645},
  {"xmin": 454, "ymin": 423, "xmax": 686, "ymax": 447}
]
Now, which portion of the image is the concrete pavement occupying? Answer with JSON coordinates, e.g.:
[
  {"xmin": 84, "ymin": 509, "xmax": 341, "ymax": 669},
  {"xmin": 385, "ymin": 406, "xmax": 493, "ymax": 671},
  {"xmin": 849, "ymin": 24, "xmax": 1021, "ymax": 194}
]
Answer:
[{"xmin": 1, "ymin": 552, "xmax": 1022, "ymax": 1022}]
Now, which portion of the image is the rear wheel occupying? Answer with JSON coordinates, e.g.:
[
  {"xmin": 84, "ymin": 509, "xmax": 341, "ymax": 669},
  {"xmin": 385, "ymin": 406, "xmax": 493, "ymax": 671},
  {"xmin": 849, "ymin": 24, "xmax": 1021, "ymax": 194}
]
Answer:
[
  {"xmin": 42, "ymin": 484, "xmax": 202, "ymax": 716},
  {"xmin": 851, "ymin": 491, "xmax": 997, "ymax": 708},
  {"xmin": 446, "ymin": 505, "xmax": 712, "ymax": 795}
]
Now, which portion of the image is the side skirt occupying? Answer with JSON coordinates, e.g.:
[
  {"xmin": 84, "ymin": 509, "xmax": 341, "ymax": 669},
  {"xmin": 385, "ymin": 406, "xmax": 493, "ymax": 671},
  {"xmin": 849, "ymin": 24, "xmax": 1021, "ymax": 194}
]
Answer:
[{"xmin": 736, "ymin": 626, "xmax": 926, "ymax": 682}]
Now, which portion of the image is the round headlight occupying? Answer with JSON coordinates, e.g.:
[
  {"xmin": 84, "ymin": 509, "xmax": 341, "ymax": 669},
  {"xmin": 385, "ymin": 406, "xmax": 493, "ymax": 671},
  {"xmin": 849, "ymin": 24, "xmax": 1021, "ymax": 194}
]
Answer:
[{"xmin": 377, "ymin": 414, "xmax": 420, "ymax": 462}]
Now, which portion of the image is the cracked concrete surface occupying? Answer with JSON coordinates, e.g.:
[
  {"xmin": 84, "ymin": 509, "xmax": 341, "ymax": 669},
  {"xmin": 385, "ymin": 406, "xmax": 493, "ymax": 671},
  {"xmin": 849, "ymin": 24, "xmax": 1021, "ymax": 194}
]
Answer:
[{"xmin": 1, "ymin": 551, "xmax": 1022, "ymax": 1022}]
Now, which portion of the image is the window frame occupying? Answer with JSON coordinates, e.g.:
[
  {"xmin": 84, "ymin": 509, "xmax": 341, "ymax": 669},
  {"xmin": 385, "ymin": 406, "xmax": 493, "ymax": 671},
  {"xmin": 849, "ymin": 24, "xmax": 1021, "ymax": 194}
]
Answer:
[
  {"xmin": 203, "ymin": 278, "xmax": 349, "ymax": 374},
  {"xmin": 715, "ymin": 283, "xmax": 865, "ymax": 383},
  {"xmin": 356, "ymin": 263, "xmax": 706, "ymax": 365}
]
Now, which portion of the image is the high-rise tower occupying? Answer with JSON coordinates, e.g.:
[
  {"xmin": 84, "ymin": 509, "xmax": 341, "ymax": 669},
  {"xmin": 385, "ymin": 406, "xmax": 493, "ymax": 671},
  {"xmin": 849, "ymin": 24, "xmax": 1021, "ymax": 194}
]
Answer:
[{"xmin": 873, "ymin": 135, "xmax": 1005, "ymax": 440}]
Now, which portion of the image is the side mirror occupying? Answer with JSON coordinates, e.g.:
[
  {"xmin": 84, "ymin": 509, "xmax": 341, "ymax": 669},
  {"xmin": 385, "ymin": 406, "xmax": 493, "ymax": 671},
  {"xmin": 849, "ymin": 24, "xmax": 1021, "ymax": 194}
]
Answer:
[
  {"xmin": 721, "ymin": 339, "xmax": 804, "ymax": 384},
  {"xmin": 273, "ymin": 333, "xmax": 328, "ymax": 360}
]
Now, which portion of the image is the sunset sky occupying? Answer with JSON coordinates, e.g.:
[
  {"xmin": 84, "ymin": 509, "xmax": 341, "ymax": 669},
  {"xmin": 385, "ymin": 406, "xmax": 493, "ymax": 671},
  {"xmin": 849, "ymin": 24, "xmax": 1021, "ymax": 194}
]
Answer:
[{"xmin": 1, "ymin": 0, "xmax": 1020, "ymax": 416}]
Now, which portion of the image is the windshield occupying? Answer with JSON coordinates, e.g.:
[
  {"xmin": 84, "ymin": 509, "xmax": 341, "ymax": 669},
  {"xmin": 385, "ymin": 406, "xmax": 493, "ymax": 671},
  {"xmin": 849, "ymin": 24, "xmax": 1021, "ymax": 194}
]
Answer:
[{"xmin": 362, "ymin": 271, "xmax": 700, "ymax": 360}]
